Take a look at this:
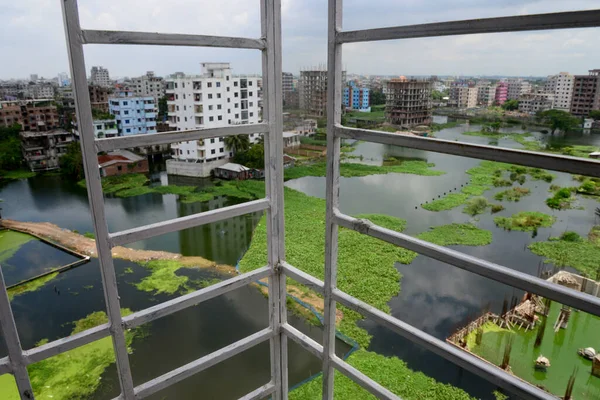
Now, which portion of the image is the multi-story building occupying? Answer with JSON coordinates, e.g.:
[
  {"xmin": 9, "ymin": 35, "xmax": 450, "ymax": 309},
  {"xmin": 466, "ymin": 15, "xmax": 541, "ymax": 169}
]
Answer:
[
  {"xmin": 282, "ymin": 72, "xmax": 298, "ymax": 108},
  {"xmin": 299, "ymin": 69, "xmax": 346, "ymax": 117},
  {"xmin": 20, "ymin": 129, "xmax": 75, "ymax": 171},
  {"xmin": 57, "ymin": 72, "xmax": 70, "ymax": 87},
  {"xmin": 0, "ymin": 101, "xmax": 60, "ymax": 131},
  {"xmin": 543, "ymin": 72, "xmax": 574, "ymax": 111},
  {"xmin": 385, "ymin": 77, "xmax": 432, "ymax": 128},
  {"xmin": 518, "ymin": 93, "xmax": 554, "ymax": 114},
  {"xmin": 476, "ymin": 82, "xmax": 497, "ymax": 106},
  {"xmin": 507, "ymin": 79, "xmax": 532, "ymax": 100},
  {"xmin": 571, "ymin": 69, "xmax": 600, "ymax": 117},
  {"xmin": 93, "ymin": 119, "xmax": 118, "ymax": 138},
  {"xmin": 29, "ymin": 74, "xmax": 38, "ymax": 82},
  {"xmin": 131, "ymin": 71, "xmax": 165, "ymax": 104},
  {"xmin": 494, "ymin": 82, "xmax": 508, "ymax": 105},
  {"xmin": 32, "ymin": 83, "xmax": 55, "ymax": 99},
  {"xmin": 164, "ymin": 63, "xmax": 262, "ymax": 177},
  {"xmin": 343, "ymin": 81, "xmax": 370, "ymax": 112},
  {"xmin": 109, "ymin": 95, "xmax": 157, "ymax": 136},
  {"xmin": 90, "ymin": 66, "xmax": 110, "ymax": 87},
  {"xmin": 88, "ymin": 85, "xmax": 112, "ymax": 113},
  {"xmin": 449, "ymin": 84, "xmax": 477, "ymax": 108}
]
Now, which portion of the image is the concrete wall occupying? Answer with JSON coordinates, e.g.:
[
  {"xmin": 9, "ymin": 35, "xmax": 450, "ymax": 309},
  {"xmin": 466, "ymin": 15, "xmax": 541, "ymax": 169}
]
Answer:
[
  {"xmin": 166, "ymin": 158, "xmax": 228, "ymax": 178},
  {"xmin": 101, "ymin": 159, "xmax": 149, "ymax": 177}
]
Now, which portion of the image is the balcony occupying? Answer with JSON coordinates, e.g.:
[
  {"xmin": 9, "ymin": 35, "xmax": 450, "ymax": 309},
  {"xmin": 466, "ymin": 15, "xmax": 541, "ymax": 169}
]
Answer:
[
  {"xmin": 194, "ymin": 94, "xmax": 202, "ymax": 102},
  {"xmin": 195, "ymin": 105, "xmax": 203, "ymax": 113},
  {"xmin": 24, "ymin": 152, "xmax": 48, "ymax": 161},
  {"xmin": 197, "ymin": 139, "xmax": 204, "ymax": 147},
  {"xmin": 144, "ymin": 103, "xmax": 155, "ymax": 110},
  {"xmin": 145, "ymin": 112, "xmax": 157, "ymax": 119}
]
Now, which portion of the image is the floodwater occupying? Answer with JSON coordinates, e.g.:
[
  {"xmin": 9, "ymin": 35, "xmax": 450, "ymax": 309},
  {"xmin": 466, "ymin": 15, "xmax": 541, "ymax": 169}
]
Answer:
[
  {"xmin": 0, "ymin": 168, "xmax": 350, "ymax": 399},
  {"xmin": 286, "ymin": 119, "xmax": 600, "ymax": 399},
  {"xmin": 1, "ymin": 119, "xmax": 599, "ymax": 399}
]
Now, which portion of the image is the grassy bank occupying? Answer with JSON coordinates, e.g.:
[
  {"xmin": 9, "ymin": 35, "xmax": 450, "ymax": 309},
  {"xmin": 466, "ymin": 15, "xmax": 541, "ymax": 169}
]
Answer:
[
  {"xmin": 0, "ymin": 169, "xmax": 36, "ymax": 180},
  {"xmin": 494, "ymin": 212, "xmax": 556, "ymax": 232},
  {"xmin": 0, "ymin": 309, "xmax": 138, "ymax": 400},
  {"xmin": 289, "ymin": 349, "xmax": 474, "ymax": 400}
]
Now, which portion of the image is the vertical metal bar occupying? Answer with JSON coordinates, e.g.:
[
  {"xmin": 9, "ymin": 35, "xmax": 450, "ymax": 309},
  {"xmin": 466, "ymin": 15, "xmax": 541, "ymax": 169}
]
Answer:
[
  {"xmin": 261, "ymin": 0, "xmax": 288, "ymax": 398},
  {"xmin": 322, "ymin": 0, "xmax": 343, "ymax": 398},
  {"xmin": 60, "ymin": 1, "xmax": 135, "ymax": 398},
  {"xmin": 0, "ymin": 267, "xmax": 33, "ymax": 399}
]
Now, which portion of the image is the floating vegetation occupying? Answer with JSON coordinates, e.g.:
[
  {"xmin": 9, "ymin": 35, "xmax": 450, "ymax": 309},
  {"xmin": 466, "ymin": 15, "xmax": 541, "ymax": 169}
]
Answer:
[
  {"xmin": 0, "ymin": 230, "xmax": 35, "ymax": 263},
  {"xmin": 135, "ymin": 260, "xmax": 189, "ymax": 295},
  {"xmin": 529, "ymin": 227, "xmax": 600, "ymax": 276},
  {"xmin": 463, "ymin": 196, "xmax": 491, "ymax": 216},
  {"xmin": 423, "ymin": 193, "xmax": 470, "ymax": 211},
  {"xmin": 490, "ymin": 204, "xmax": 505, "ymax": 213},
  {"xmin": 7, "ymin": 272, "xmax": 58, "ymax": 301},
  {"xmin": 417, "ymin": 223, "xmax": 492, "ymax": 246},
  {"xmin": 283, "ymin": 160, "xmax": 445, "ymax": 180},
  {"xmin": 546, "ymin": 187, "xmax": 576, "ymax": 210},
  {"xmin": 0, "ymin": 309, "xmax": 137, "ymax": 400},
  {"xmin": 494, "ymin": 211, "xmax": 556, "ymax": 232},
  {"xmin": 289, "ymin": 350, "xmax": 474, "ymax": 400},
  {"xmin": 239, "ymin": 187, "xmax": 416, "ymax": 348},
  {"xmin": 494, "ymin": 187, "xmax": 531, "ymax": 202}
]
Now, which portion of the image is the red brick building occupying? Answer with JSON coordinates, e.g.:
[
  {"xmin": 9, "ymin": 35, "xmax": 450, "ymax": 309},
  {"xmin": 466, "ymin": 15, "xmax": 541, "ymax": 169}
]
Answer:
[
  {"xmin": 0, "ymin": 102, "xmax": 60, "ymax": 131},
  {"xmin": 98, "ymin": 150, "xmax": 149, "ymax": 177}
]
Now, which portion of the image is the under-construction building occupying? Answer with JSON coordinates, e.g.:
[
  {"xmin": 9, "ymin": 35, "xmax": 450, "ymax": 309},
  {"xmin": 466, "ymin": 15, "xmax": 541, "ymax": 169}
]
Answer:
[
  {"xmin": 385, "ymin": 77, "xmax": 432, "ymax": 128},
  {"xmin": 299, "ymin": 68, "xmax": 346, "ymax": 117}
]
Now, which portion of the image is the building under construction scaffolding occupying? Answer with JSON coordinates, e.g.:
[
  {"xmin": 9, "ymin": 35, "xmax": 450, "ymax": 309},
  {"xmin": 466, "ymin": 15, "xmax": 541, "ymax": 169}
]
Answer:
[
  {"xmin": 385, "ymin": 77, "xmax": 433, "ymax": 128},
  {"xmin": 299, "ymin": 68, "xmax": 346, "ymax": 117}
]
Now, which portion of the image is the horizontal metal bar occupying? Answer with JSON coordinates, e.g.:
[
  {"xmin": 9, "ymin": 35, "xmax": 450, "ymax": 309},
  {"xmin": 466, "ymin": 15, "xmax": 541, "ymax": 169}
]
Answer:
[
  {"xmin": 337, "ymin": 9, "xmax": 600, "ymax": 43},
  {"xmin": 110, "ymin": 198, "xmax": 270, "ymax": 247},
  {"xmin": 280, "ymin": 261, "xmax": 325, "ymax": 294},
  {"xmin": 0, "ymin": 357, "xmax": 10, "ymax": 374},
  {"xmin": 331, "ymin": 355, "xmax": 399, "ymax": 400},
  {"xmin": 134, "ymin": 328, "xmax": 273, "ymax": 398},
  {"xmin": 23, "ymin": 322, "xmax": 110, "ymax": 365},
  {"xmin": 335, "ymin": 212, "xmax": 600, "ymax": 318},
  {"xmin": 332, "ymin": 289, "xmax": 554, "ymax": 400},
  {"xmin": 123, "ymin": 267, "xmax": 270, "ymax": 329},
  {"xmin": 336, "ymin": 125, "xmax": 600, "ymax": 178},
  {"xmin": 238, "ymin": 382, "xmax": 276, "ymax": 400},
  {"xmin": 281, "ymin": 323, "xmax": 323, "ymax": 359},
  {"xmin": 96, "ymin": 123, "xmax": 269, "ymax": 152},
  {"xmin": 81, "ymin": 30, "xmax": 266, "ymax": 50}
]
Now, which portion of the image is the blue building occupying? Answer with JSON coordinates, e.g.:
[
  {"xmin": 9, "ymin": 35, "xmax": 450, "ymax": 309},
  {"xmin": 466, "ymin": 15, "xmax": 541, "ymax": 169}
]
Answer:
[
  {"xmin": 343, "ymin": 81, "xmax": 370, "ymax": 112},
  {"xmin": 109, "ymin": 94, "xmax": 157, "ymax": 136}
]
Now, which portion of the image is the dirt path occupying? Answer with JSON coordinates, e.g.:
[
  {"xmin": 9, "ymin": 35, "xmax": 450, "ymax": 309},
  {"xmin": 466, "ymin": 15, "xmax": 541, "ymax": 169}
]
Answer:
[{"xmin": 0, "ymin": 219, "xmax": 233, "ymax": 273}]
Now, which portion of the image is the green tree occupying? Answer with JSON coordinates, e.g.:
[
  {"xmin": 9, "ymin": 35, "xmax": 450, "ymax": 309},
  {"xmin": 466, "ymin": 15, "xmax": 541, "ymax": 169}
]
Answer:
[
  {"xmin": 431, "ymin": 90, "xmax": 444, "ymax": 100},
  {"xmin": 370, "ymin": 89, "xmax": 386, "ymax": 105},
  {"xmin": 91, "ymin": 109, "xmax": 114, "ymax": 120},
  {"xmin": 540, "ymin": 109, "xmax": 579, "ymax": 134},
  {"xmin": 589, "ymin": 109, "xmax": 600, "ymax": 120},
  {"xmin": 232, "ymin": 143, "xmax": 264, "ymax": 169},
  {"xmin": 224, "ymin": 134, "xmax": 250, "ymax": 153},
  {"xmin": 0, "ymin": 124, "xmax": 23, "ymax": 171},
  {"xmin": 501, "ymin": 99, "xmax": 519, "ymax": 111},
  {"xmin": 158, "ymin": 96, "xmax": 168, "ymax": 120},
  {"xmin": 59, "ymin": 142, "xmax": 84, "ymax": 180}
]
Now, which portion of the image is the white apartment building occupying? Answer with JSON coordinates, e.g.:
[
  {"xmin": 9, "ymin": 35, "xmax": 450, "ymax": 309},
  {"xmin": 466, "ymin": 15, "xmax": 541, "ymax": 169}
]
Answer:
[
  {"xmin": 93, "ymin": 119, "xmax": 118, "ymax": 138},
  {"xmin": 449, "ymin": 86, "xmax": 478, "ymax": 108},
  {"xmin": 90, "ymin": 66, "xmax": 110, "ymax": 87},
  {"xmin": 132, "ymin": 71, "xmax": 165, "ymax": 104},
  {"xmin": 518, "ymin": 93, "xmax": 554, "ymax": 114},
  {"xmin": 507, "ymin": 79, "xmax": 532, "ymax": 100},
  {"xmin": 32, "ymin": 84, "xmax": 55, "ymax": 99},
  {"xmin": 164, "ymin": 63, "xmax": 262, "ymax": 177},
  {"xmin": 544, "ymin": 72, "xmax": 574, "ymax": 111}
]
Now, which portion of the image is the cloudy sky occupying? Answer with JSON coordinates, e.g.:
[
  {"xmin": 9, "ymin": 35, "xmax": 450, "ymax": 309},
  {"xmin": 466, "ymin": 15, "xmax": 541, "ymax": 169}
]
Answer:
[{"xmin": 2, "ymin": 0, "xmax": 600, "ymax": 80}]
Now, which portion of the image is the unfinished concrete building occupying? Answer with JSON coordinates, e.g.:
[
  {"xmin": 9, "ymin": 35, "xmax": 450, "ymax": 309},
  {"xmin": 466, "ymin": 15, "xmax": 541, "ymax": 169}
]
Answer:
[
  {"xmin": 385, "ymin": 77, "xmax": 432, "ymax": 128},
  {"xmin": 299, "ymin": 69, "xmax": 346, "ymax": 117}
]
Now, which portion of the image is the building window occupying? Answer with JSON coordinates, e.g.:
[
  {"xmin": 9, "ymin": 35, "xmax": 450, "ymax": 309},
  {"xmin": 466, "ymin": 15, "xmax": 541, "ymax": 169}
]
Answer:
[
  {"xmin": 207, "ymin": 82, "xmax": 212, "ymax": 88},
  {"xmin": 117, "ymin": 166, "xmax": 122, "ymax": 171},
  {"xmin": 211, "ymin": 138, "xmax": 215, "ymax": 143},
  {"xmin": 209, "ymin": 105, "xmax": 213, "ymax": 111},
  {"xmin": 138, "ymin": 118, "xmax": 141, "ymax": 122},
  {"xmin": 125, "ymin": 119, "xmax": 130, "ymax": 123},
  {"xmin": 235, "ymin": 103, "xmax": 239, "ymax": 108},
  {"xmin": 217, "ymin": 93, "xmax": 221, "ymax": 99},
  {"xmin": 249, "ymin": 102, "xmax": 253, "ymax": 107},
  {"xmin": 208, "ymin": 94, "xmax": 213, "ymax": 99},
  {"xmin": 250, "ymin": 112, "xmax": 253, "ymax": 117},
  {"xmin": 235, "ymin": 114, "xmax": 239, "ymax": 118},
  {"xmin": 228, "ymin": 109, "xmax": 231, "ymax": 113},
  {"xmin": 219, "ymin": 137, "xmax": 224, "ymax": 142},
  {"xmin": 183, "ymin": 94, "xmax": 186, "ymax": 99},
  {"xmin": 216, "ymin": 82, "xmax": 221, "ymax": 88},
  {"xmin": 218, "ymin": 116, "xmax": 222, "ymax": 121},
  {"xmin": 228, "ymin": 119, "xmax": 231, "ymax": 124},
  {"xmin": 226, "ymin": 76, "xmax": 230, "ymax": 81},
  {"xmin": 249, "ymin": 92, "xmax": 253, "ymax": 96},
  {"xmin": 185, "ymin": 117, "xmax": 187, "ymax": 121},
  {"xmin": 220, "ymin": 148, "xmax": 224, "ymax": 152},
  {"xmin": 227, "ymin": 98, "xmax": 231, "ymax": 103},
  {"xmin": 227, "ymin": 87, "xmax": 230, "ymax": 92},
  {"xmin": 211, "ymin": 149, "xmax": 216, "ymax": 154},
  {"xmin": 217, "ymin": 105, "xmax": 222, "ymax": 110},
  {"xmin": 182, "ymin": 82, "xmax": 185, "ymax": 88},
  {"xmin": 209, "ymin": 116, "xmax": 214, "ymax": 121},
  {"xmin": 126, "ymin": 128, "xmax": 131, "ymax": 133},
  {"xmin": 234, "ymin": 93, "xmax": 239, "ymax": 98},
  {"xmin": 124, "ymin": 110, "xmax": 129, "ymax": 115},
  {"xmin": 184, "ymin": 105, "xmax": 186, "ymax": 110},
  {"xmin": 234, "ymin": 81, "xmax": 238, "ymax": 87},
  {"xmin": 123, "ymin": 101, "xmax": 128, "ymax": 105},
  {"xmin": 176, "ymin": 106, "xmax": 179, "ymax": 111}
]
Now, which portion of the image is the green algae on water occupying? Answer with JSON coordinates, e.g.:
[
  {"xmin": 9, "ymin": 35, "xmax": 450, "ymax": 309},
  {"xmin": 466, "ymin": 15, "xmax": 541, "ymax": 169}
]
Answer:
[
  {"xmin": 494, "ymin": 211, "xmax": 556, "ymax": 232},
  {"xmin": 0, "ymin": 230, "xmax": 36, "ymax": 263},
  {"xmin": 417, "ymin": 223, "xmax": 492, "ymax": 246}
]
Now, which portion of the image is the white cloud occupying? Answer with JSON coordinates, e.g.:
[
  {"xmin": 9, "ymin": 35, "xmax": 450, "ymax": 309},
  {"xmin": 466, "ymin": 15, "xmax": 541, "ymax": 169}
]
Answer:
[{"xmin": 1, "ymin": 0, "xmax": 600, "ymax": 79}]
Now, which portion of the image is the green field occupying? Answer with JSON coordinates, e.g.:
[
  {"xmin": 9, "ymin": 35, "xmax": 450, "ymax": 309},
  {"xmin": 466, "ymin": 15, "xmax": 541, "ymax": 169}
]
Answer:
[{"xmin": 470, "ymin": 302, "xmax": 600, "ymax": 399}]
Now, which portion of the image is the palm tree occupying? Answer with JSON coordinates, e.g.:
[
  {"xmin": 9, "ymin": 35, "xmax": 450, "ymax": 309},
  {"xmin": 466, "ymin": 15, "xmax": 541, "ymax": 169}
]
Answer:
[{"xmin": 224, "ymin": 135, "xmax": 250, "ymax": 153}]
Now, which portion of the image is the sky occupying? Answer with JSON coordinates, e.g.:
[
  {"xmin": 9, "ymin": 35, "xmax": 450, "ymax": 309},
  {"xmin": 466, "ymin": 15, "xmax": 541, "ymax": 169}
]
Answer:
[{"xmin": 1, "ymin": 0, "xmax": 600, "ymax": 80}]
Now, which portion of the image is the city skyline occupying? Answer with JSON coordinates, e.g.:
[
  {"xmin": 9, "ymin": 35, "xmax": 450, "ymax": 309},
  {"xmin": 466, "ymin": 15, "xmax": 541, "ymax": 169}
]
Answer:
[{"xmin": 2, "ymin": 0, "xmax": 600, "ymax": 79}]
